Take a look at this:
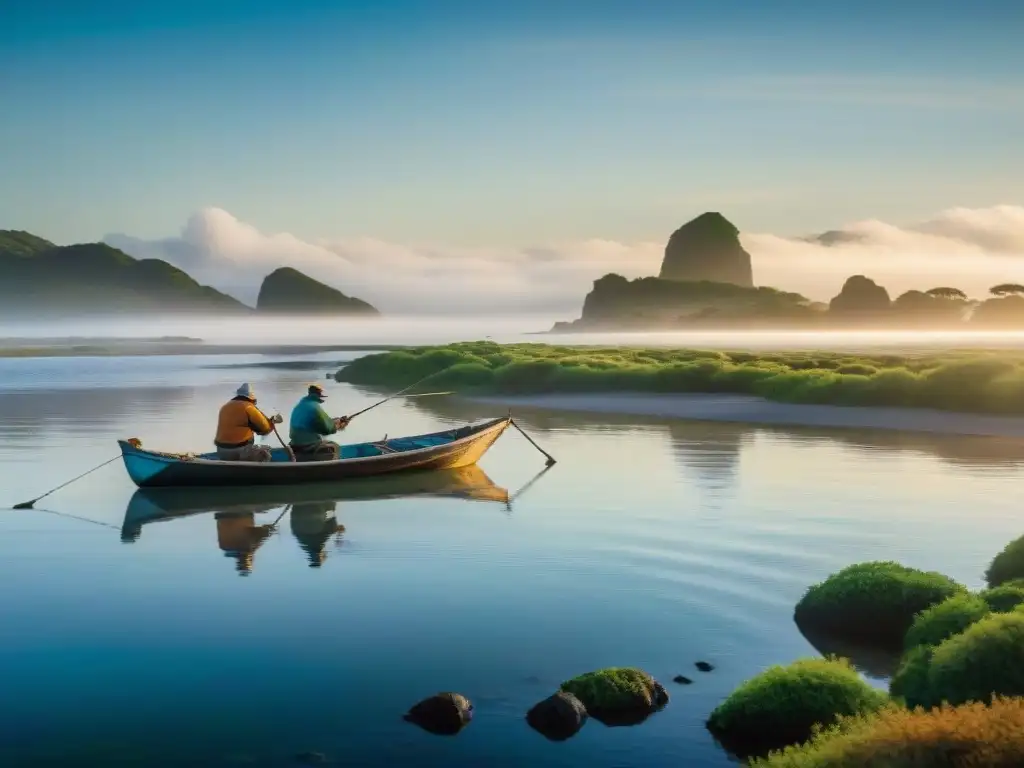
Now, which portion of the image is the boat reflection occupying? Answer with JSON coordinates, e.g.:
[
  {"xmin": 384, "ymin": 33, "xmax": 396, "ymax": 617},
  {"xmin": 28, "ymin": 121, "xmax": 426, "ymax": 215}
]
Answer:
[{"xmin": 120, "ymin": 466, "xmax": 512, "ymax": 575}]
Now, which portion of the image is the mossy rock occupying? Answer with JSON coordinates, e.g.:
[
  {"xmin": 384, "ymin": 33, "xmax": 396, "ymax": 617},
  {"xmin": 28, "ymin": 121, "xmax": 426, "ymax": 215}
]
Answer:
[
  {"xmin": 751, "ymin": 697, "xmax": 1024, "ymax": 767},
  {"xmin": 793, "ymin": 561, "xmax": 966, "ymax": 648},
  {"xmin": 525, "ymin": 691, "xmax": 588, "ymax": 741},
  {"xmin": 403, "ymin": 692, "xmax": 473, "ymax": 736},
  {"xmin": 904, "ymin": 611, "xmax": 1024, "ymax": 709},
  {"xmin": 985, "ymin": 535, "xmax": 1024, "ymax": 587},
  {"xmin": 979, "ymin": 584, "xmax": 1024, "ymax": 613},
  {"xmin": 705, "ymin": 657, "xmax": 888, "ymax": 759},
  {"xmin": 903, "ymin": 594, "xmax": 990, "ymax": 651},
  {"xmin": 559, "ymin": 667, "xmax": 668, "ymax": 726}
]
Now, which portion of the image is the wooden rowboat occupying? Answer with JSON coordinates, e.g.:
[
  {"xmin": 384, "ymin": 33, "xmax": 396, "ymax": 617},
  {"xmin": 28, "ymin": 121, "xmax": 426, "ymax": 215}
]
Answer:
[{"xmin": 117, "ymin": 416, "xmax": 512, "ymax": 489}]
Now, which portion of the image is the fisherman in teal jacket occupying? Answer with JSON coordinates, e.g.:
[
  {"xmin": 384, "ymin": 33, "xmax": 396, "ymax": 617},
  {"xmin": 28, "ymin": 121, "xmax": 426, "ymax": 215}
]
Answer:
[{"xmin": 288, "ymin": 384, "xmax": 349, "ymax": 460}]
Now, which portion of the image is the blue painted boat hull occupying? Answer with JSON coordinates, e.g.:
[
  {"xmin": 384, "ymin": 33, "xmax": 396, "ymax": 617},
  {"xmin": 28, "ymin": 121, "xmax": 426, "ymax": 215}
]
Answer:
[{"xmin": 118, "ymin": 417, "xmax": 511, "ymax": 489}]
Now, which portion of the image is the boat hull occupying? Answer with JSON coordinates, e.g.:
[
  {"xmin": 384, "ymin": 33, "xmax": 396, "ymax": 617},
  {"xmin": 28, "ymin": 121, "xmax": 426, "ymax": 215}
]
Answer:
[{"xmin": 118, "ymin": 417, "xmax": 511, "ymax": 489}]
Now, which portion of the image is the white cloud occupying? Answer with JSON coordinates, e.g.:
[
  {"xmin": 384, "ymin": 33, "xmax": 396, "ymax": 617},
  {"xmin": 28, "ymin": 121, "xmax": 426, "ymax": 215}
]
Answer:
[{"xmin": 104, "ymin": 204, "xmax": 1024, "ymax": 317}]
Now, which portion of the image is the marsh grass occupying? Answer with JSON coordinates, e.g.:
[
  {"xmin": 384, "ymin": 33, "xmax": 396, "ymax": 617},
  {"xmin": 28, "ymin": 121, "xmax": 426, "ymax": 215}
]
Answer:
[
  {"xmin": 335, "ymin": 342, "xmax": 1024, "ymax": 414},
  {"xmin": 751, "ymin": 697, "xmax": 1024, "ymax": 767},
  {"xmin": 793, "ymin": 562, "xmax": 966, "ymax": 649},
  {"xmin": 705, "ymin": 657, "xmax": 888, "ymax": 759}
]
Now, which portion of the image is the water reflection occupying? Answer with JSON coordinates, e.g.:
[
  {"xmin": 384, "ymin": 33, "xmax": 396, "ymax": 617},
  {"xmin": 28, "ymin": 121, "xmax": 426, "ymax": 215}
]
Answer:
[
  {"xmin": 406, "ymin": 393, "xmax": 1024, "ymax": 473},
  {"xmin": 120, "ymin": 467, "xmax": 512, "ymax": 574}
]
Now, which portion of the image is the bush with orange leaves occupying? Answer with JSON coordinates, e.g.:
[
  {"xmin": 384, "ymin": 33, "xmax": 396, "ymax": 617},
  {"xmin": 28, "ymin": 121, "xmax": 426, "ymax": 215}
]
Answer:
[{"xmin": 752, "ymin": 696, "xmax": 1024, "ymax": 767}]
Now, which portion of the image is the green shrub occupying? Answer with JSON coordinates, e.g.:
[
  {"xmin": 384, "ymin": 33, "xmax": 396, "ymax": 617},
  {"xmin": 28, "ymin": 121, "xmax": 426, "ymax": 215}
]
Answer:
[
  {"xmin": 705, "ymin": 657, "xmax": 887, "ymax": 758},
  {"xmin": 559, "ymin": 667, "xmax": 667, "ymax": 726},
  {"xmin": 903, "ymin": 594, "xmax": 990, "ymax": 651},
  {"xmin": 751, "ymin": 697, "xmax": 1024, "ymax": 767},
  {"xmin": 793, "ymin": 562, "xmax": 966, "ymax": 648},
  {"xmin": 907, "ymin": 611, "xmax": 1024, "ymax": 709},
  {"xmin": 986, "ymin": 535, "xmax": 1024, "ymax": 587},
  {"xmin": 979, "ymin": 584, "xmax": 1024, "ymax": 612},
  {"xmin": 888, "ymin": 644, "xmax": 933, "ymax": 705}
]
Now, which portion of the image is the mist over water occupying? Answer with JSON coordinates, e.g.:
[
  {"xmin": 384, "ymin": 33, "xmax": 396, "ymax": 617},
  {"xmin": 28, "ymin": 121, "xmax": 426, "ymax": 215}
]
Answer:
[{"xmin": 6, "ymin": 314, "xmax": 1024, "ymax": 351}]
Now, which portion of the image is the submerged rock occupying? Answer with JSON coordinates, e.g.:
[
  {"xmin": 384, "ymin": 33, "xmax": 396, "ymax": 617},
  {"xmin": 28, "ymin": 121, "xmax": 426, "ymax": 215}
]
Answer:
[
  {"xmin": 673, "ymin": 675, "xmax": 693, "ymax": 685},
  {"xmin": 526, "ymin": 691, "xmax": 588, "ymax": 741},
  {"xmin": 695, "ymin": 661, "xmax": 715, "ymax": 672},
  {"xmin": 403, "ymin": 692, "xmax": 474, "ymax": 736},
  {"xmin": 560, "ymin": 667, "xmax": 668, "ymax": 726}
]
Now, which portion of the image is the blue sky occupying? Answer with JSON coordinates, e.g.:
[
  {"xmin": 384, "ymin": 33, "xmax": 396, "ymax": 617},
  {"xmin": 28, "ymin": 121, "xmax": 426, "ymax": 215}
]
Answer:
[{"xmin": 2, "ymin": 0, "xmax": 1022, "ymax": 246}]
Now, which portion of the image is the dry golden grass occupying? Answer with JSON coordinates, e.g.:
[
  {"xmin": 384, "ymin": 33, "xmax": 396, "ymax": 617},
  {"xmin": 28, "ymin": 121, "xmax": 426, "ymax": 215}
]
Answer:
[{"xmin": 753, "ymin": 696, "xmax": 1024, "ymax": 767}]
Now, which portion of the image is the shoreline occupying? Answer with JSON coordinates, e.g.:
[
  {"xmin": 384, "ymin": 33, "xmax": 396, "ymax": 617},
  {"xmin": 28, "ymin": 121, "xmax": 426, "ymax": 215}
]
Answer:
[
  {"xmin": 466, "ymin": 392, "xmax": 1024, "ymax": 439},
  {"xmin": 0, "ymin": 342, "xmax": 406, "ymax": 359}
]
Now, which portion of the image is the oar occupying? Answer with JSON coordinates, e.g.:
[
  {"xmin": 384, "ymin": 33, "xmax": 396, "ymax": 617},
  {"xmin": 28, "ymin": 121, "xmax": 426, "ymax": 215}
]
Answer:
[
  {"xmin": 256, "ymin": 406, "xmax": 295, "ymax": 462},
  {"xmin": 510, "ymin": 419, "xmax": 557, "ymax": 466},
  {"xmin": 11, "ymin": 456, "xmax": 121, "ymax": 510}
]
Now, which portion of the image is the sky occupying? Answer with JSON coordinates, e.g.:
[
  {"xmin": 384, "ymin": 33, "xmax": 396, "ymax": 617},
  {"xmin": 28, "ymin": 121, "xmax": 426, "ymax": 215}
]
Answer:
[{"xmin": 2, "ymin": 1, "xmax": 1024, "ymax": 314}]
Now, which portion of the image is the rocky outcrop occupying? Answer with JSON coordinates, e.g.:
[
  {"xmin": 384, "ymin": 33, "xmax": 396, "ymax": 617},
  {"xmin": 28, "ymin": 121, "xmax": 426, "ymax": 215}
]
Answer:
[
  {"xmin": 559, "ymin": 667, "xmax": 668, "ymax": 726},
  {"xmin": 659, "ymin": 212, "xmax": 753, "ymax": 287},
  {"xmin": 403, "ymin": 692, "xmax": 473, "ymax": 735},
  {"xmin": 255, "ymin": 267, "xmax": 378, "ymax": 315},
  {"xmin": 526, "ymin": 691, "xmax": 588, "ymax": 741},
  {"xmin": 828, "ymin": 275, "xmax": 891, "ymax": 315}
]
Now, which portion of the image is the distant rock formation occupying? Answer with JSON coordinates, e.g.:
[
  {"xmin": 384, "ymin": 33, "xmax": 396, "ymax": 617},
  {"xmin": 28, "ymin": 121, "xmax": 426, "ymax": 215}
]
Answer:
[
  {"xmin": 553, "ymin": 273, "xmax": 813, "ymax": 331},
  {"xmin": 0, "ymin": 230, "xmax": 248, "ymax": 317},
  {"xmin": 659, "ymin": 212, "xmax": 753, "ymax": 287},
  {"xmin": 828, "ymin": 275, "xmax": 891, "ymax": 315},
  {"xmin": 255, "ymin": 267, "xmax": 379, "ymax": 315}
]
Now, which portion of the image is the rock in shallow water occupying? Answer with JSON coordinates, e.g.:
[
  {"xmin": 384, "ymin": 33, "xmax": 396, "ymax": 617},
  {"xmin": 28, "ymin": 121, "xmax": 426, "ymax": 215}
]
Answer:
[
  {"xmin": 695, "ymin": 661, "xmax": 715, "ymax": 673},
  {"xmin": 673, "ymin": 675, "xmax": 693, "ymax": 685},
  {"xmin": 560, "ymin": 668, "xmax": 669, "ymax": 727},
  {"xmin": 526, "ymin": 691, "xmax": 588, "ymax": 741},
  {"xmin": 403, "ymin": 692, "xmax": 474, "ymax": 736}
]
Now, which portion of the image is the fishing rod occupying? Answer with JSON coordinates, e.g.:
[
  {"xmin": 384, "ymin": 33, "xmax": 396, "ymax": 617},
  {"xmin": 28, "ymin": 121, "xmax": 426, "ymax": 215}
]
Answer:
[{"xmin": 344, "ymin": 371, "xmax": 454, "ymax": 421}]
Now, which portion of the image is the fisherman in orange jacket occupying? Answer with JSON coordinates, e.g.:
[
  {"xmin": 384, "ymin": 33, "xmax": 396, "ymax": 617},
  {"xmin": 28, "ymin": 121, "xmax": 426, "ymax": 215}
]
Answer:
[{"xmin": 214, "ymin": 383, "xmax": 283, "ymax": 462}]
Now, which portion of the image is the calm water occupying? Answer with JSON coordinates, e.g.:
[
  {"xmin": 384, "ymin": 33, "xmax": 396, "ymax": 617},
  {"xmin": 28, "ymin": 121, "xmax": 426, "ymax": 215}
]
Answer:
[{"xmin": 2, "ymin": 350, "xmax": 1024, "ymax": 766}]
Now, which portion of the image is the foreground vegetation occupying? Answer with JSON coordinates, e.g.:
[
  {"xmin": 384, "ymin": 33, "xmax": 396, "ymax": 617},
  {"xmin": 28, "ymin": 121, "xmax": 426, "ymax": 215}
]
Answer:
[
  {"xmin": 706, "ymin": 658, "xmax": 887, "ymax": 757},
  {"xmin": 753, "ymin": 697, "xmax": 1024, "ymax": 767},
  {"xmin": 707, "ymin": 533, "xmax": 1024, "ymax": 763},
  {"xmin": 336, "ymin": 342, "xmax": 1024, "ymax": 415}
]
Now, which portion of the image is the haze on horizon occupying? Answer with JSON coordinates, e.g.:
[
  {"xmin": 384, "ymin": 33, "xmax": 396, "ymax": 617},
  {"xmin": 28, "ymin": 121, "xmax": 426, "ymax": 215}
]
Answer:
[{"xmin": 2, "ymin": 1, "xmax": 1023, "ymax": 316}]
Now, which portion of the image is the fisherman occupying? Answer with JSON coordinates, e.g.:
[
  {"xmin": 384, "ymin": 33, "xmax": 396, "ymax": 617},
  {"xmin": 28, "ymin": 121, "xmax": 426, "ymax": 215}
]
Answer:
[
  {"xmin": 289, "ymin": 383, "xmax": 349, "ymax": 461},
  {"xmin": 214, "ymin": 383, "xmax": 283, "ymax": 462}
]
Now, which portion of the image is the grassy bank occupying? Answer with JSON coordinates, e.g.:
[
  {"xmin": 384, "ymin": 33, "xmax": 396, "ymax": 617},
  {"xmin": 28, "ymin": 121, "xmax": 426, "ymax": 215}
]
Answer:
[{"xmin": 335, "ymin": 342, "xmax": 1024, "ymax": 415}]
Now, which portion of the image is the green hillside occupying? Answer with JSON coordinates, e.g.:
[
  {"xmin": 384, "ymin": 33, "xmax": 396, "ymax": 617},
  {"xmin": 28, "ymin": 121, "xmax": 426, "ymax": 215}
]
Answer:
[{"xmin": 0, "ymin": 231, "xmax": 249, "ymax": 316}]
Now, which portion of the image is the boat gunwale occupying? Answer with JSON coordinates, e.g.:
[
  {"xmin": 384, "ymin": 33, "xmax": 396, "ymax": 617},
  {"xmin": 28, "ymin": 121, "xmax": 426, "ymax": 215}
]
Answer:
[{"xmin": 117, "ymin": 416, "xmax": 512, "ymax": 470}]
